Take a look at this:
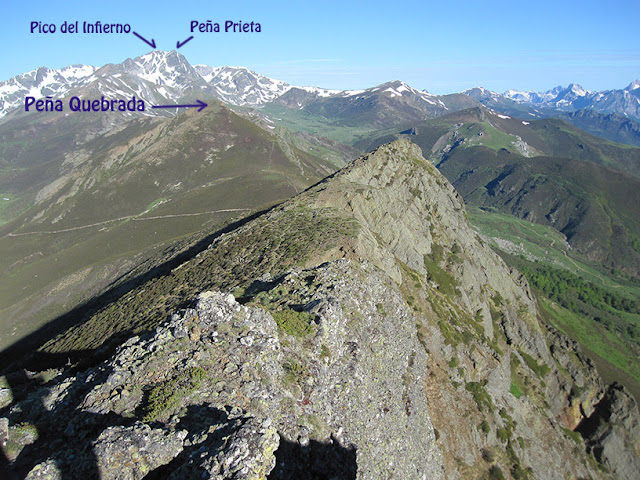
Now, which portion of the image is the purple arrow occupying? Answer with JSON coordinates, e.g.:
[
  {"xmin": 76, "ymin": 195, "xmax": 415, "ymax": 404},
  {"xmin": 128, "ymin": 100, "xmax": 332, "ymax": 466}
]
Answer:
[
  {"xmin": 152, "ymin": 100, "xmax": 208, "ymax": 112},
  {"xmin": 177, "ymin": 36, "xmax": 194, "ymax": 49},
  {"xmin": 132, "ymin": 31, "xmax": 156, "ymax": 49}
]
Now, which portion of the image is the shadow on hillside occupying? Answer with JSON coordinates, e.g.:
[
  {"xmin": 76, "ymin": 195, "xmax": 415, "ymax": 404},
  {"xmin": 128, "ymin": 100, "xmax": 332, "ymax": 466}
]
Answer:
[
  {"xmin": 1, "ymin": 378, "xmax": 358, "ymax": 479},
  {"xmin": 142, "ymin": 404, "xmax": 251, "ymax": 479},
  {"xmin": 268, "ymin": 434, "xmax": 357, "ymax": 480},
  {"xmin": 0, "ymin": 361, "xmax": 124, "ymax": 479},
  {"xmin": 0, "ymin": 208, "xmax": 272, "ymax": 375}
]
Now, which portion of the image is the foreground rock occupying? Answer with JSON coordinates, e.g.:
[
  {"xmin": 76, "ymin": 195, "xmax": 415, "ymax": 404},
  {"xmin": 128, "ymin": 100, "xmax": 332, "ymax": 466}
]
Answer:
[{"xmin": 2, "ymin": 140, "xmax": 639, "ymax": 479}]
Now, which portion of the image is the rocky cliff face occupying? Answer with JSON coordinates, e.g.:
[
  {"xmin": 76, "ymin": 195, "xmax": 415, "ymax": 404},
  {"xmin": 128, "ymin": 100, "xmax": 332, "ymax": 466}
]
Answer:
[{"xmin": 1, "ymin": 140, "xmax": 638, "ymax": 479}]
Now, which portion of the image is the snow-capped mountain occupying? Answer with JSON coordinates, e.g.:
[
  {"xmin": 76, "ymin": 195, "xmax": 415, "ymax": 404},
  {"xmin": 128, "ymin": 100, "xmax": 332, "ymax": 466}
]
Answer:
[
  {"xmin": 504, "ymin": 84, "xmax": 592, "ymax": 107},
  {"xmin": 458, "ymin": 86, "xmax": 544, "ymax": 118},
  {"xmin": 278, "ymin": 80, "xmax": 447, "ymax": 110},
  {"xmin": 2, "ymin": 52, "xmax": 639, "ymax": 123},
  {"xmin": 503, "ymin": 86, "xmax": 563, "ymax": 104},
  {"xmin": 0, "ymin": 65, "xmax": 97, "ymax": 118},
  {"xmin": 0, "ymin": 52, "xmax": 458, "ymax": 122},
  {"xmin": 194, "ymin": 65, "xmax": 292, "ymax": 106},
  {"xmin": 81, "ymin": 51, "xmax": 209, "ymax": 112},
  {"xmin": 272, "ymin": 79, "xmax": 462, "ymax": 129},
  {"xmin": 371, "ymin": 80, "xmax": 446, "ymax": 106},
  {"xmin": 0, "ymin": 51, "xmax": 207, "ymax": 119},
  {"xmin": 109, "ymin": 50, "xmax": 207, "ymax": 94},
  {"xmin": 0, "ymin": 51, "xmax": 296, "ymax": 119},
  {"xmin": 551, "ymin": 83, "xmax": 592, "ymax": 108},
  {"xmin": 462, "ymin": 86, "xmax": 505, "ymax": 104},
  {"xmin": 502, "ymin": 81, "xmax": 640, "ymax": 119}
]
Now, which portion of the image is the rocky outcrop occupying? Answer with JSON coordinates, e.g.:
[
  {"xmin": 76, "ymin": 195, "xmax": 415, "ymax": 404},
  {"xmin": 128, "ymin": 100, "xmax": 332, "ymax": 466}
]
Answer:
[
  {"xmin": 2, "ymin": 139, "xmax": 639, "ymax": 479},
  {"xmin": 578, "ymin": 383, "xmax": 640, "ymax": 480},
  {"xmin": 1, "ymin": 276, "xmax": 443, "ymax": 479},
  {"xmin": 93, "ymin": 424, "xmax": 186, "ymax": 479}
]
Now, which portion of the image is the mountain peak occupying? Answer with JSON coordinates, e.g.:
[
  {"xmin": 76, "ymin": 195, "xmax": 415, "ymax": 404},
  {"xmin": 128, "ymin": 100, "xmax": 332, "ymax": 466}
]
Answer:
[
  {"xmin": 195, "ymin": 65, "xmax": 292, "ymax": 106},
  {"xmin": 463, "ymin": 86, "xmax": 500, "ymax": 100},
  {"xmin": 371, "ymin": 80, "xmax": 422, "ymax": 99},
  {"xmin": 626, "ymin": 79, "xmax": 640, "ymax": 91},
  {"xmin": 125, "ymin": 50, "xmax": 193, "ymax": 74},
  {"xmin": 134, "ymin": 49, "xmax": 188, "ymax": 65},
  {"xmin": 0, "ymin": 63, "xmax": 97, "ymax": 119},
  {"xmin": 566, "ymin": 83, "xmax": 588, "ymax": 96}
]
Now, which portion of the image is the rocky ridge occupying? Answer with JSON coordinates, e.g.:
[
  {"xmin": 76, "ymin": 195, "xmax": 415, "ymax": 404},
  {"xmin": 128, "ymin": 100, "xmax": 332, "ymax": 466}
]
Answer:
[{"xmin": 1, "ymin": 140, "xmax": 639, "ymax": 479}]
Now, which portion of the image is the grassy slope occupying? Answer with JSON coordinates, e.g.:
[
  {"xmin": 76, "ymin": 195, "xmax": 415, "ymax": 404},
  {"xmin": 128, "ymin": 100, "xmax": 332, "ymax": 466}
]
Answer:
[
  {"xmin": 468, "ymin": 207, "xmax": 638, "ymax": 295},
  {"xmin": 538, "ymin": 298, "xmax": 640, "ymax": 401},
  {"xmin": 354, "ymin": 108, "xmax": 640, "ymax": 177},
  {"xmin": 260, "ymin": 104, "xmax": 380, "ymax": 145},
  {"xmin": 0, "ymin": 110, "xmax": 162, "ymax": 226},
  {"xmin": 0, "ymin": 103, "xmax": 336, "ymax": 350},
  {"xmin": 5, "ymin": 202, "xmax": 358, "ymax": 369},
  {"xmin": 438, "ymin": 145, "xmax": 640, "ymax": 276},
  {"xmin": 468, "ymin": 207, "xmax": 640, "ymax": 400},
  {"xmin": 503, "ymin": 117, "xmax": 640, "ymax": 176}
]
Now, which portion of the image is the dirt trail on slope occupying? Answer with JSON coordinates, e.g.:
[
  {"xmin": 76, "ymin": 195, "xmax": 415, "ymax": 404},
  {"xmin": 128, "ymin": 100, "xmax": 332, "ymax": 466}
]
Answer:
[{"xmin": 4, "ymin": 208, "xmax": 251, "ymax": 237}]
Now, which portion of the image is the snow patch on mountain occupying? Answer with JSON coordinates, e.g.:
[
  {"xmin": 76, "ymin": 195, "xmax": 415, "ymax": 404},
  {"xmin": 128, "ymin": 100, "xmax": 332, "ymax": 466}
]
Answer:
[
  {"xmin": 4, "ymin": 51, "xmax": 639, "ymax": 122},
  {"xmin": 195, "ymin": 65, "xmax": 292, "ymax": 106},
  {"xmin": 297, "ymin": 86, "xmax": 342, "ymax": 97},
  {"xmin": 0, "ymin": 65, "xmax": 98, "ymax": 118},
  {"xmin": 626, "ymin": 80, "xmax": 640, "ymax": 91}
]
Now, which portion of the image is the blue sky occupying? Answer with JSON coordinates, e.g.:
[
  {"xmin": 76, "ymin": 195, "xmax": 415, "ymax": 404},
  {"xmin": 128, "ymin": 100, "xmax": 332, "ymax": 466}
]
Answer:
[{"xmin": 2, "ymin": 0, "xmax": 639, "ymax": 94}]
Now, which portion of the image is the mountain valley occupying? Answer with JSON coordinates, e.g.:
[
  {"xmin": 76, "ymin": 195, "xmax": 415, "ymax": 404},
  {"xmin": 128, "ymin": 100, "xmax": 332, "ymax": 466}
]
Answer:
[
  {"xmin": 1, "ymin": 52, "xmax": 639, "ymax": 479},
  {"xmin": 3, "ymin": 140, "xmax": 639, "ymax": 479},
  {"xmin": 0, "ymin": 98, "xmax": 337, "ymax": 352}
]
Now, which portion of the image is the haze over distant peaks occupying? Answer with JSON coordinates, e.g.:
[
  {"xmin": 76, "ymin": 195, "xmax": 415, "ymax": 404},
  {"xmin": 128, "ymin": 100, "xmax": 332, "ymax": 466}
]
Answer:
[
  {"xmin": 1, "ymin": 51, "xmax": 639, "ymax": 123},
  {"xmin": 502, "ymin": 81, "xmax": 640, "ymax": 117}
]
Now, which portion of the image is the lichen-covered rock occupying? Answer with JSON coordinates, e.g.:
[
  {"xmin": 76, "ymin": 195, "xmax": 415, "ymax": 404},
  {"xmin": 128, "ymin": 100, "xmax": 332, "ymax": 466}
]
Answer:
[
  {"xmin": 25, "ymin": 459, "xmax": 62, "ymax": 479},
  {"xmin": 93, "ymin": 423, "xmax": 186, "ymax": 479},
  {"xmin": 2, "ymin": 140, "xmax": 639, "ymax": 480},
  {"xmin": 168, "ymin": 415, "xmax": 279, "ymax": 479}
]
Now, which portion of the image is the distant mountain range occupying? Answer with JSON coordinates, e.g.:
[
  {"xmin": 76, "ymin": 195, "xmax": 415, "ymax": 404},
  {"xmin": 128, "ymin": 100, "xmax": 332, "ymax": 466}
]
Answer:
[
  {"xmin": 0, "ymin": 51, "xmax": 466, "ymax": 122},
  {"xmin": 2, "ymin": 51, "xmax": 640, "ymax": 346},
  {"xmin": 465, "ymin": 81, "xmax": 640, "ymax": 123},
  {"xmin": 2, "ymin": 50, "xmax": 638, "ymax": 126},
  {"xmin": 505, "ymin": 80, "xmax": 640, "ymax": 115},
  {"xmin": 2, "ymin": 50, "xmax": 640, "ymax": 480},
  {"xmin": 0, "ymin": 51, "xmax": 290, "ymax": 119}
]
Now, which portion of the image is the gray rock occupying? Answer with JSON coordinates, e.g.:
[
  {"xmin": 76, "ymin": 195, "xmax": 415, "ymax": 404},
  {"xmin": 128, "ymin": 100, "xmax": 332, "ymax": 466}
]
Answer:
[
  {"xmin": 4, "ymin": 140, "xmax": 639, "ymax": 480},
  {"xmin": 169, "ymin": 416, "xmax": 278, "ymax": 479},
  {"xmin": 25, "ymin": 459, "xmax": 62, "ymax": 480},
  {"xmin": 93, "ymin": 423, "xmax": 186, "ymax": 479},
  {"xmin": 580, "ymin": 384, "xmax": 640, "ymax": 480}
]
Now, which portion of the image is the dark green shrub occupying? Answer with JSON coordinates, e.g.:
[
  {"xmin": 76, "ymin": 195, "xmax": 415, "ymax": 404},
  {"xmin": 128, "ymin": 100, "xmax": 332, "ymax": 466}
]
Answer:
[
  {"xmin": 481, "ymin": 448, "xmax": 495, "ymax": 463},
  {"xmin": 479, "ymin": 420, "xmax": 491, "ymax": 434},
  {"xmin": 273, "ymin": 309, "xmax": 314, "ymax": 338},
  {"xmin": 496, "ymin": 427, "xmax": 510, "ymax": 443},
  {"xmin": 283, "ymin": 358, "xmax": 309, "ymax": 386},
  {"xmin": 142, "ymin": 367, "xmax": 206, "ymax": 422},
  {"xmin": 488, "ymin": 465, "xmax": 506, "ymax": 480},
  {"xmin": 465, "ymin": 381, "xmax": 494, "ymax": 413}
]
